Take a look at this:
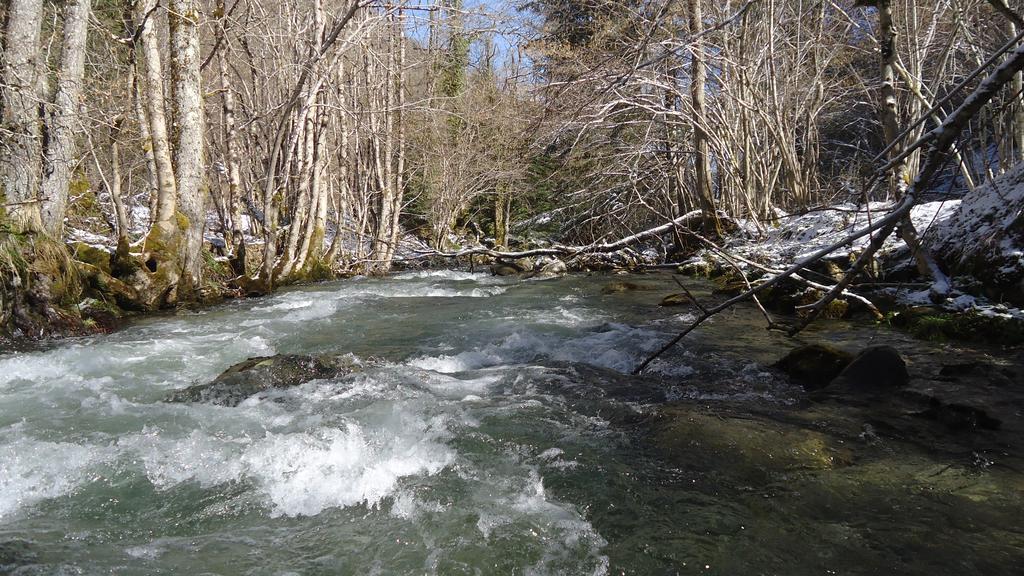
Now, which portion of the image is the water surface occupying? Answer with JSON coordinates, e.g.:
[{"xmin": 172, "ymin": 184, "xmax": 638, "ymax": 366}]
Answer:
[{"xmin": 1, "ymin": 271, "xmax": 1021, "ymax": 574}]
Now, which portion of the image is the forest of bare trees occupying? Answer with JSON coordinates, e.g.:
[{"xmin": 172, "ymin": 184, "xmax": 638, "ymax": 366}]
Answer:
[{"xmin": 3, "ymin": 0, "xmax": 1024, "ymax": 338}]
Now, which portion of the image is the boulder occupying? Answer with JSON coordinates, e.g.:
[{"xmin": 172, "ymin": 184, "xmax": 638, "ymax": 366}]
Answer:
[
  {"xmin": 167, "ymin": 354, "xmax": 363, "ymax": 406},
  {"xmin": 70, "ymin": 242, "xmax": 112, "ymax": 275},
  {"xmin": 829, "ymin": 345, "xmax": 909, "ymax": 392},
  {"xmin": 774, "ymin": 344, "xmax": 854, "ymax": 390},
  {"xmin": 659, "ymin": 293, "xmax": 693, "ymax": 307},
  {"xmin": 491, "ymin": 264, "xmax": 520, "ymax": 277}
]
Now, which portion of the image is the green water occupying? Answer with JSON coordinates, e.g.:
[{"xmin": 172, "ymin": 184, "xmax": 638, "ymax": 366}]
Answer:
[{"xmin": 1, "ymin": 271, "xmax": 1021, "ymax": 575}]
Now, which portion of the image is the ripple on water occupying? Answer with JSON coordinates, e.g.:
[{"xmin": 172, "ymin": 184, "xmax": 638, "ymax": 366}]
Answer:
[{"xmin": 408, "ymin": 322, "xmax": 668, "ymax": 374}]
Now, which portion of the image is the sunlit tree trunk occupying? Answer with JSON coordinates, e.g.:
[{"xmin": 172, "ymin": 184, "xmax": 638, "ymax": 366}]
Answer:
[
  {"xmin": 1, "ymin": 0, "xmax": 45, "ymax": 230},
  {"xmin": 169, "ymin": 0, "xmax": 206, "ymax": 290},
  {"xmin": 137, "ymin": 0, "xmax": 178, "ymax": 233},
  {"xmin": 39, "ymin": 0, "xmax": 92, "ymax": 236},
  {"xmin": 686, "ymin": 0, "xmax": 718, "ymax": 230}
]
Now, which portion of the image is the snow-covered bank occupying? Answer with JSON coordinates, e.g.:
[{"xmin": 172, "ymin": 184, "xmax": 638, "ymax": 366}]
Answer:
[{"xmin": 683, "ymin": 174, "xmax": 1024, "ymax": 328}]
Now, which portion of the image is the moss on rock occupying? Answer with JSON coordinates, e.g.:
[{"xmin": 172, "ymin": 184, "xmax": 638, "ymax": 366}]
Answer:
[{"xmin": 893, "ymin": 308, "xmax": 1024, "ymax": 345}]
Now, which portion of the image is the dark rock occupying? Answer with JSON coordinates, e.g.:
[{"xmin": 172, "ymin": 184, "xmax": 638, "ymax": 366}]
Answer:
[
  {"xmin": 491, "ymin": 264, "xmax": 520, "ymax": 277},
  {"xmin": 830, "ymin": 345, "xmax": 909, "ymax": 392},
  {"xmin": 774, "ymin": 344, "xmax": 854, "ymax": 390},
  {"xmin": 659, "ymin": 293, "xmax": 693, "ymax": 307},
  {"xmin": 917, "ymin": 398, "xmax": 1002, "ymax": 431},
  {"xmin": 939, "ymin": 361, "xmax": 1016, "ymax": 387},
  {"xmin": 167, "ymin": 354, "xmax": 363, "ymax": 406}
]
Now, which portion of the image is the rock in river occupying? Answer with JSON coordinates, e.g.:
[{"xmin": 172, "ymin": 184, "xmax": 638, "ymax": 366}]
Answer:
[
  {"xmin": 659, "ymin": 292, "xmax": 694, "ymax": 307},
  {"xmin": 830, "ymin": 345, "xmax": 909, "ymax": 392},
  {"xmin": 773, "ymin": 343, "xmax": 853, "ymax": 390},
  {"xmin": 166, "ymin": 354, "xmax": 363, "ymax": 406},
  {"xmin": 601, "ymin": 280, "xmax": 645, "ymax": 294},
  {"xmin": 491, "ymin": 263, "xmax": 520, "ymax": 276}
]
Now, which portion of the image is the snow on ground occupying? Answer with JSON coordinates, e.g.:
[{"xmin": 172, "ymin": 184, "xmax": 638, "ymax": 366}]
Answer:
[
  {"xmin": 67, "ymin": 228, "xmax": 115, "ymax": 249},
  {"xmin": 931, "ymin": 162, "xmax": 1024, "ymax": 278},
  {"xmin": 705, "ymin": 190, "xmax": 1024, "ymax": 320},
  {"xmin": 727, "ymin": 200, "xmax": 961, "ymax": 267}
]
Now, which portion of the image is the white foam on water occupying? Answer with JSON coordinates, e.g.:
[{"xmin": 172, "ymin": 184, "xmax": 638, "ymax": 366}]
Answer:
[
  {"xmin": 645, "ymin": 359, "xmax": 697, "ymax": 378},
  {"xmin": 538, "ymin": 448, "xmax": 564, "ymax": 460},
  {"xmin": 473, "ymin": 469, "xmax": 609, "ymax": 576},
  {"xmin": 243, "ymin": 422, "xmax": 454, "ymax": 517},
  {"xmin": 414, "ymin": 370, "xmax": 504, "ymax": 399},
  {"xmin": 393, "ymin": 270, "xmax": 489, "ymax": 281},
  {"xmin": 499, "ymin": 306, "xmax": 606, "ymax": 329},
  {"xmin": 389, "ymin": 491, "xmax": 444, "ymax": 520},
  {"xmin": 123, "ymin": 428, "xmax": 246, "ymax": 490},
  {"xmin": 0, "ymin": 435, "xmax": 112, "ymax": 520},
  {"xmin": 400, "ymin": 285, "xmax": 506, "ymax": 298}
]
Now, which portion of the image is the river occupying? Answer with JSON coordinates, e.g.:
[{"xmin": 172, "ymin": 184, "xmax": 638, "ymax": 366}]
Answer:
[{"xmin": 1, "ymin": 270, "xmax": 1021, "ymax": 574}]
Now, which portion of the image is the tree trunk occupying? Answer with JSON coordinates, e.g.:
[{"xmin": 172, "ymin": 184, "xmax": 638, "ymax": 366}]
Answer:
[
  {"xmin": 384, "ymin": 8, "xmax": 407, "ymax": 266},
  {"xmin": 494, "ymin": 186, "xmax": 511, "ymax": 249},
  {"xmin": 1, "ymin": 0, "xmax": 45, "ymax": 230},
  {"xmin": 109, "ymin": 118, "xmax": 130, "ymax": 243},
  {"xmin": 169, "ymin": 0, "xmax": 206, "ymax": 291},
  {"xmin": 876, "ymin": 0, "xmax": 950, "ymax": 300},
  {"xmin": 40, "ymin": 0, "xmax": 92, "ymax": 236},
  {"xmin": 137, "ymin": 0, "xmax": 178, "ymax": 230},
  {"xmin": 686, "ymin": 0, "xmax": 718, "ymax": 232},
  {"xmin": 219, "ymin": 55, "xmax": 246, "ymax": 276}
]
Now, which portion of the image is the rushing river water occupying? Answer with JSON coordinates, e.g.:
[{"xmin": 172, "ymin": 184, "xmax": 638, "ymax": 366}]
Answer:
[{"xmin": 1, "ymin": 271, "xmax": 1022, "ymax": 575}]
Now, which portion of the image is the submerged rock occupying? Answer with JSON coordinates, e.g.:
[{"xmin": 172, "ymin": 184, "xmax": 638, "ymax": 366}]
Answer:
[
  {"xmin": 659, "ymin": 292, "xmax": 694, "ymax": 307},
  {"xmin": 829, "ymin": 345, "xmax": 909, "ymax": 392},
  {"xmin": 917, "ymin": 398, "xmax": 1002, "ymax": 431},
  {"xmin": 167, "ymin": 354, "xmax": 363, "ymax": 406},
  {"xmin": 773, "ymin": 344, "xmax": 853, "ymax": 390},
  {"xmin": 601, "ymin": 280, "xmax": 645, "ymax": 294},
  {"xmin": 651, "ymin": 405, "xmax": 851, "ymax": 478}
]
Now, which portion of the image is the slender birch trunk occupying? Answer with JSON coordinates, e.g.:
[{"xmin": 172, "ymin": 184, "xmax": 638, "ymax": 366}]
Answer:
[
  {"xmin": 39, "ymin": 0, "xmax": 92, "ymax": 236},
  {"xmin": 1, "ymin": 0, "xmax": 45, "ymax": 230},
  {"xmin": 169, "ymin": 0, "xmax": 206, "ymax": 290},
  {"xmin": 686, "ymin": 0, "xmax": 718, "ymax": 230}
]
